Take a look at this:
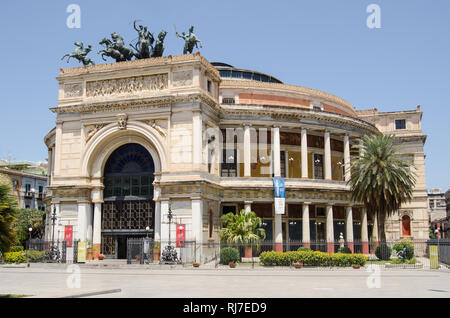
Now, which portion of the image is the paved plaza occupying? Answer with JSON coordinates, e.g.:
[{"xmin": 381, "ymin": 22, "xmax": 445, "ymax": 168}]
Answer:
[{"xmin": 0, "ymin": 264, "xmax": 449, "ymax": 298}]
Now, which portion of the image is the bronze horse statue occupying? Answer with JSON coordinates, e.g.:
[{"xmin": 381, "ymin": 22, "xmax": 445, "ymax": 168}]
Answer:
[{"xmin": 61, "ymin": 42, "xmax": 95, "ymax": 66}]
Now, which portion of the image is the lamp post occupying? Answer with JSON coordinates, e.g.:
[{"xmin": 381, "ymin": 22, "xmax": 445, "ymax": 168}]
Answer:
[
  {"xmin": 161, "ymin": 203, "xmax": 178, "ymax": 264},
  {"xmin": 146, "ymin": 226, "xmax": 150, "ymax": 239},
  {"xmin": 50, "ymin": 205, "xmax": 58, "ymax": 261},
  {"xmin": 27, "ymin": 227, "xmax": 32, "ymax": 267}
]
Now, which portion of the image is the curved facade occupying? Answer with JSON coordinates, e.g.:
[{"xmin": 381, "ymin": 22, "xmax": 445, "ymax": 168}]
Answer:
[{"xmin": 44, "ymin": 54, "xmax": 428, "ymax": 260}]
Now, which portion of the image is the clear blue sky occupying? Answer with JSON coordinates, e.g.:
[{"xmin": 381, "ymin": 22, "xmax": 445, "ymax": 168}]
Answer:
[{"xmin": 0, "ymin": 0, "xmax": 449, "ymax": 191}]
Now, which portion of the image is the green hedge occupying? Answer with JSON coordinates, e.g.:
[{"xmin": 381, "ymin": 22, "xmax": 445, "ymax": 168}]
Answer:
[
  {"xmin": 220, "ymin": 247, "xmax": 240, "ymax": 265},
  {"xmin": 10, "ymin": 246, "xmax": 24, "ymax": 252},
  {"xmin": 4, "ymin": 251, "xmax": 46, "ymax": 264},
  {"xmin": 259, "ymin": 250, "xmax": 367, "ymax": 267}
]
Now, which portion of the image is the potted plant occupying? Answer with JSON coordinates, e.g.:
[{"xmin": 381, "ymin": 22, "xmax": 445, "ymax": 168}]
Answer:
[
  {"xmin": 229, "ymin": 261, "xmax": 236, "ymax": 268},
  {"xmin": 98, "ymin": 254, "xmax": 105, "ymax": 260},
  {"xmin": 219, "ymin": 209, "xmax": 266, "ymax": 262},
  {"xmin": 294, "ymin": 262, "xmax": 303, "ymax": 269},
  {"xmin": 153, "ymin": 243, "xmax": 160, "ymax": 262},
  {"xmin": 86, "ymin": 241, "xmax": 93, "ymax": 260},
  {"xmin": 193, "ymin": 262, "xmax": 200, "ymax": 268},
  {"xmin": 352, "ymin": 265, "xmax": 361, "ymax": 269}
]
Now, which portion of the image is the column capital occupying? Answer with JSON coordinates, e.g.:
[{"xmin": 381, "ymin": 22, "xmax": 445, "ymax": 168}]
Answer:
[
  {"xmin": 244, "ymin": 201, "xmax": 253, "ymax": 205},
  {"xmin": 242, "ymin": 122, "xmax": 252, "ymax": 127},
  {"xmin": 303, "ymin": 202, "xmax": 312, "ymax": 205},
  {"xmin": 272, "ymin": 124, "xmax": 282, "ymax": 129}
]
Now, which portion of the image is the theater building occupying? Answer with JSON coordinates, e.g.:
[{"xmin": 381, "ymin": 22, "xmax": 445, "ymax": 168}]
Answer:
[{"xmin": 43, "ymin": 54, "xmax": 428, "ymax": 260}]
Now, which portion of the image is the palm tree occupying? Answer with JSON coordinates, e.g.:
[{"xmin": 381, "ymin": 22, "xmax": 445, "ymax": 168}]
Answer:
[
  {"xmin": 349, "ymin": 134, "xmax": 416, "ymax": 241},
  {"xmin": 0, "ymin": 177, "xmax": 18, "ymax": 253},
  {"xmin": 219, "ymin": 209, "xmax": 266, "ymax": 257}
]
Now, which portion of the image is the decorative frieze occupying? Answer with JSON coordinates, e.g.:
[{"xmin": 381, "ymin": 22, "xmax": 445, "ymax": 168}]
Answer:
[
  {"xmin": 64, "ymin": 83, "xmax": 83, "ymax": 98},
  {"xmin": 86, "ymin": 74, "xmax": 168, "ymax": 98}
]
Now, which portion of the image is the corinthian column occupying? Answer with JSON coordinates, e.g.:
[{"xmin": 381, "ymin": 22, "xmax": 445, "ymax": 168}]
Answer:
[
  {"xmin": 344, "ymin": 134, "xmax": 351, "ymax": 182},
  {"xmin": 301, "ymin": 128, "xmax": 308, "ymax": 179},
  {"xmin": 273, "ymin": 125, "xmax": 281, "ymax": 177},
  {"xmin": 243, "ymin": 123, "xmax": 251, "ymax": 177},
  {"xmin": 324, "ymin": 130, "xmax": 332, "ymax": 180}
]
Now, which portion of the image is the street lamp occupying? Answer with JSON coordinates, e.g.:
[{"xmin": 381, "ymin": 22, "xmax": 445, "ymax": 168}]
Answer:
[
  {"xmin": 50, "ymin": 205, "xmax": 58, "ymax": 261},
  {"xmin": 145, "ymin": 226, "xmax": 150, "ymax": 238},
  {"xmin": 27, "ymin": 227, "xmax": 32, "ymax": 267}
]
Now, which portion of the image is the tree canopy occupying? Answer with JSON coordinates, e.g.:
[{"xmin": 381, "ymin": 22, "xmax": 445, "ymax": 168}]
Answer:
[
  {"xmin": 349, "ymin": 134, "xmax": 416, "ymax": 240},
  {"xmin": 219, "ymin": 209, "xmax": 266, "ymax": 245}
]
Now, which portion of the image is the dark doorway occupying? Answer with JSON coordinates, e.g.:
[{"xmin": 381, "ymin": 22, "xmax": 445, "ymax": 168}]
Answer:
[{"xmin": 102, "ymin": 143, "xmax": 156, "ymax": 259}]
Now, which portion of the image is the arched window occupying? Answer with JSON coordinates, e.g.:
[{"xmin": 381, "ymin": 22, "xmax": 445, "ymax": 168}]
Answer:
[{"xmin": 402, "ymin": 215, "xmax": 411, "ymax": 236}]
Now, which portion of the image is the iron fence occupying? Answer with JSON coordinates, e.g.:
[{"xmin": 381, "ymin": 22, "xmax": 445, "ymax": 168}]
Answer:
[
  {"xmin": 427, "ymin": 239, "xmax": 450, "ymax": 265},
  {"xmin": 26, "ymin": 239, "xmax": 70, "ymax": 263}
]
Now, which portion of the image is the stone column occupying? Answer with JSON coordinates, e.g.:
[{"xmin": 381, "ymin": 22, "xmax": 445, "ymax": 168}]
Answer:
[
  {"xmin": 54, "ymin": 122, "xmax": 62, "ymax": 175},
  {"xmin": 86, "ymin": 204, "xmax": 93, "ymax": 243},
  {"xmin": 192, "ymin": 111, "xmax": 203, "ymax": 171},
  {"xmin": 244, "ymin": 201, "xmax": 252, "ymax": 214},
  {"xmin": 344, "ymin": 134, "xmax": 351, "ymax": 182},
  {"xmin": 324, "ymin": 130, "xmax": 332, "ymax": 180},
  {"xmin": 154, "ymin": 188, "xmax": 161, "ymax": 242},
  {"xmin": 302, "ymin": 203, "xmax": 311, "ymax": 248},
  {"xmin": 373, "ymin": 211, "xmax": 379, "ymax": 245},
  {"xmin": 326, "ymin": 204, "xmax": 334, "ymax": 253},
  {"xmin": 273, "ymin": 125, "xmax": 282, "ymax": 252},
  {"xmin": 77, "ymin": 203, "xmax": 89, "ymax": 242},
  {"xmin": 274, "ymin": 212, "xmax": 283, "ymax": 252},
  {"xmin": 91, "ymin": 188, "xmax": 103, "ymax": 259},
  {"xmin": 243, "ymin": 123, "xmax": 251, "ymax": 177},
  {"xmin": 273, "ymin": 125, "xmax": 281, "ymax": 177},
  {"xmin": 361, "ymin": 207, "xmax": 369, "ymax": 254},
  {"xmin": 92, "ymin": 203, "xmax": 102, "ymax": 259},
  {"xmin": 301, "ymin": 128, "xmax": 308, "ymax": 179},
  {"xmin": 160, "ymin": 200, "xmax": 170, "ymax": 257},
  {"xmin": 192, "ymin": 199, "xmax": 203, "ymax": 262},
  {"xmin": 345, "ymin": 206, "xmax": 354, "ymax": 253},
  {"xmin": 47, "ymin": 148, "xmax": 53, "ymax": 185}
]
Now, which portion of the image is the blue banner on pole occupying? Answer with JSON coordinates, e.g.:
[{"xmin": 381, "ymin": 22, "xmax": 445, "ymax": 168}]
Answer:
[{"xmin": 273, "ymin": 177, "xmax": 285, "ymax": 198}]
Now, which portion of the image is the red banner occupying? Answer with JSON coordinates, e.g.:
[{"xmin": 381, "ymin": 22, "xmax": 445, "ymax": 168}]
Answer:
[
  {"xmin": 65, "ymin": 226, "xmax": 73, "ymax": 247},
  {"xmin": 176, "ymin": 224, "xmax": 185, "ymax": 247}
]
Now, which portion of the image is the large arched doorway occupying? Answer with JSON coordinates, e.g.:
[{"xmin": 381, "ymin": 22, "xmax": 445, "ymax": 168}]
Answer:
[{"xmin": 101, "ymin": 143, "xmax": 155, "ymax": 259}]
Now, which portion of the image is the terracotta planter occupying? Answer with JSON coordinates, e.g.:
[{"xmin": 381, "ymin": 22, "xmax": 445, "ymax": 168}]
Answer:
[
  {"xmin": 153, "ymin": 249, "xmax": 160, "ymax": 262},
  {"xmin": 244, "ymin": 247, "xmax": 253, "ymax": 258},
  {"xmin": 294, "ymin": 263, "xmax": 303, "ymax": 269},
  {"xmin": 229, "ymin": 262, "xmax": 236, "ymax": 268},
  {"xmin": 352, "ymin": 265, "xmax": 360, "ymax": 269},
  {"xmin": 98, "ymin": 254, "xmax": 105, "ymax": 260},
  {"xmin": 193, "ymin": 263, "xmax": 200, "ymax": 268}
]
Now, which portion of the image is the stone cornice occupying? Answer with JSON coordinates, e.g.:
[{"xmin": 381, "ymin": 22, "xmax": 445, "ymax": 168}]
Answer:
[
  {"xmin": 58, "ymin": 54, "xmax": 220, "ymax": 81},
  {"xmin": 220, "ymin": 104, "xmax": 380, "ymax": 135},
  {"xmin": 50, "ymin": 92, "xmax": 220, "ymax": 114}
]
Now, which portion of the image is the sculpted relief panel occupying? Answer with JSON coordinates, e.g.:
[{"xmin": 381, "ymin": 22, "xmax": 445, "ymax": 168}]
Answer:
[
  {"xmin": 86, "ymin": 74, "xmax": 168, "ymax": 98},
  {"xmin": 64, "ymin": 83, "xmax": 83, "ymax": 98}
]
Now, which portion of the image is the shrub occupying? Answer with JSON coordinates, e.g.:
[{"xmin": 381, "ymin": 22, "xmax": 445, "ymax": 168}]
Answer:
[
  {"xmin": 375, "ymin": 245, "xmax": 392, "ymax": 260},
  {"xmin": 393, "ymin": 239, "xmax": 414, "ymax": 260},
  {"xmin": 297, "ymin": 247, "xmax": 311, "ymax": 252},
  {"xmin": 4, "ymin": 252, "xmax": 27, "ymax": 264},
  {"xmin": 220, "ymin": 247, "xmax": 240, "ymax": 265},
  {"xmin": 259, "ymin": 250, "xmax": 367, "ymax": 267},
  {"xmin": 10, "ymin": 246, "xmax": 24, "ymax": 252},
  {"xmin": 4, "ymin": 250, "xmax": 46, "ymax": 264},
  {"xmin": 337, "ymin": 247, "xmax": 352, "ymax": 254}
]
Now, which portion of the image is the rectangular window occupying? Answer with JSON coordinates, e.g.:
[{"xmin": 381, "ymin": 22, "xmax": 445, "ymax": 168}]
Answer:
[
  {"xmin": 395, "ymin": 119, "xmax": 406, "ymax": 130},
  {"xmin": 221, "ymin": 149, "xmax": 237, "ymax": 177},
  {"xmin": 313, "ymin": 154, "xmax": 324, "ymax": 179},
  {"xmin": 222, "ymin": 97, "xmax": 235, "ymax": 104},
  {"xmin": 207, "ymin": 80, "xmax": 212, "ymax": 93}
]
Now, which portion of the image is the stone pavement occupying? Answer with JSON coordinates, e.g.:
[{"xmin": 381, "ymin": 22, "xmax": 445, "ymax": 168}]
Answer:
[{"xmin": 0, "ymin": 263, "xmax": 449, "ymax": 298}]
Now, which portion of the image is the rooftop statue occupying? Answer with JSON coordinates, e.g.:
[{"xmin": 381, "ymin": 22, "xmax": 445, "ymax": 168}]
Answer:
[
  {"xmin": 61, "ymin": 42, "xmax": 95, "ymax": 66},
  {"xmin": 176, "ymin": 26, "xmax": 202, "ymax": 54},
  {"xmin": 151, "ymin": 30, "xmax": 167, "ymax": 58},
  {"xmin": 111, "ymin": 32, "xmax": 135, "ymax": 61},
  {"xmin": 131, "ymin": 20, "xmax": 154, "ymax": 59},
  {"xmin": 98, "ymin": 38, "xmax": 127, "ymax": 62}
]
